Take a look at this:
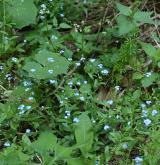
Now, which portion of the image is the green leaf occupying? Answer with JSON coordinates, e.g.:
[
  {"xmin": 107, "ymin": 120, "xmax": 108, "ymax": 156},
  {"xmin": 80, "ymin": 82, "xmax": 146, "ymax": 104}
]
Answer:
[
  {"xmin": 141, "ymin": 73, "xmax": 157, "ymax": 87},
  {"xmin": 22, "ymin": 134, "xmax": 31, "ymax": 145},
  {"xmin": 53, "ymin": 17, "xmax": 58, "ymax": 27},
  {"xmin": 116, "ymin": 15, "xmax": 136, "ymax": 35},
  {"xmin": 32, "ymin": 132, "xmax": 57, "ymax": 154},
  {"xmin": 105, "ymin": 146, "xmax": 111, "ymax": 162},
  {"xmin": 67, "ymin": 157, "xmax": 95, "ymax": 165},
  {"xmin": 0, "ymin": 147, "xmax": 30, "ymax": 165},
  {"xmin": 23, "ymin": 61, "xmax": 44, "ymax": 79},
  {"xmin": 7, "ymin": 0, "xmax": 37, "ymax": 29},
  {"xmin": 132, "ymin": 72, "xmax": 143, "ymax": 80},
  {"xmin": 133, "ymin": 11, "xmax": 154, "ymax": 24},
  {"xmin": 116, "ymin": 3, "xmax": 132, "ymax": 16},
  {"xmin": 141, "ymin": 42, "xmax": 157, "ymax": 59},
  {"xmin": 54, "ymin": 145, "xmax": 72, "ymax": 160},
  {"xmin": 155, "ymin": 49, "xmax": 160, "ymax": 62},
  {"xmin": 151, "ymin": 32, "xmax": 160, "ymax": 43},
  {"xmin": 59, "ymin": 23, "xmax": 72, "ymax": 29},
  {"xmin": 0, "ymin": 103, "xmax": 14, "ymax": 123},
  {"xmin": 23, "ymin": 50, "xmax": 70, "ymax": 79},
  {"xmin": 79, "ymin": 84, "xmax": 91, "ymax": 94},
  {"xmin": 75, "ymin": 113, "xmax": 93, "ymax": 154},
  {"xmin": 67, "ymin": 158, "xmax": 85, "ymax": 165}
]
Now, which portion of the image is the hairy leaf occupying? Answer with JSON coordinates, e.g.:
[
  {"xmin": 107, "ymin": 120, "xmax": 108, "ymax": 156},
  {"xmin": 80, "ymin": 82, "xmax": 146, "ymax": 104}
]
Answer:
[
  {"xmin": 141, "ymin": 42, "xmax": 156, "ymax": 57},
  {"xmin": 67, "ymin": 157, "xmax": 95, "ymax": 165},
  {"xmin": 133, "ymin": 11, "xmax": 154, "ymax": 24},
  {"xmin": 116, "ymin": 15, "xmax": 136, "ymax": 35},
  {"xmin": 23, "ymin": 50, "xmax": 70, "ymax": 79},
  {"xmin": 7, "ymin": 0, "xmax": 37, "ymax": 29},
  {"xmin": 75, "ymin": 113, "xmax": 93, "ymax": 154},
  {"xmin": 32, "ymin": 132, "xmax": 57, "ymax": 154},
  {"xmin": 141, "ymin": 42, "xmax": 160, "ymax": 63},
  {"xmin": 116, "ymin": 3, "xmax": 132, "ymax": 16},
  {"xmin": 141, "ymin": 73, "xmax": 157, "ymax": 87}
]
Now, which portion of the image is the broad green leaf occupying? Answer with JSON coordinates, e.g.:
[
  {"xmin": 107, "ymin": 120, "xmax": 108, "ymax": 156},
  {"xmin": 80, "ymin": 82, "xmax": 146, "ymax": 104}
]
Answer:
[
  {"xmin": 133, "ymin": 11, "xmax": 154, "ymax": 24},
  {"xmin": 0, "ymin": 148, "xmax": 30, "ymax": 165},
  {"xmin": 0, "ymin": 113, "xmax": 7, "ymax": 123},
  {"xmin": 23, "ymin": 61, "xmax": 45, "ymax": 79},
  {"xmin": 67, "ymin": 157, "xmax": 95, "ymax": 165},
  {"xmin": 151, "ymin": 32, "xmax": 160, "ymax": 43},
  {"xmin": 132, "ymin": 72, "xmax": 143, "ymax": 80},
  {"xmin": 141, "ymin": 73, "xmax": 157, "ymax": 87},
  {"xmin": 155, "ymin": 49, "xmax": 160, "ymax": 62},
  {"xmin": 141, "ymin": 42, "xmax": 156, "ymax": 57},
  {"xmin": 22, "ymin": 134, "xmax": 31, "ymax": 145},
  {"xmin": 141, "ymin": 42, "xmax": 158, "ymax": 60},
  {"xmin": 54, "ymin": 145, "xmax": 72, "ymax": 160},
  {"xmin": 0, "ymin": 103, "xmax": 14, "ymax": 122},
  {"xmin": 23, "ymin": 50, "xmax": 70, "ymax": 79},
  {"xmin": 79, "ymin": 84, "xmax": 91, "ymax": 94},
  {"xmin": 75, "ymin": 113, "xmax": 93, "ymax": 154},
  {"xmin": 105, "ymin": 146, "xmax": 111, "ymax": 162},
  {"xmin": 116, "ymin": 15, "xmax": 136, "ymax": 35},
  {"xmin": 32, "ymin": 132, "xmax": 57, "ymax": 154},
  {"xmin": 7, "ymin": 0, "xmax": 37, "ymax": 29},
  {"xmin": 116, "ymin": 3, "xmax": 132, "ymax": 16},
  {"xmin": 59, "ymin": 23, "xmax": 72, "ymax": 29},
  {"xmin": 53, "ymin": 17, "xmax": 58, "ymax": 27},
  {"xmin": 67, "ymin": 158, "xmax": 85, "ymax": 165}
]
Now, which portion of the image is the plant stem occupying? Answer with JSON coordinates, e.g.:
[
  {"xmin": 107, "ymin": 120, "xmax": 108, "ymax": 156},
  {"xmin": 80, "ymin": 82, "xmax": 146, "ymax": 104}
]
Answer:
[{"xmin": 3, "ymin": 0, "xmax": 6, "ymax": 52}]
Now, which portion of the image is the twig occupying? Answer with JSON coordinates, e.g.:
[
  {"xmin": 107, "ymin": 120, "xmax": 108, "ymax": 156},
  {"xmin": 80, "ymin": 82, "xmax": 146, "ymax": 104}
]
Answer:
[
  {"xmin": 36, "ymin": 153, "xmax": 43, "ymax": 163},
  {"xmin": 96, "ymin": 0, "xmax": 109, "ymax": 45},
  {"xmin": 0, "ymin": 84, "xmax": 7, "ymax": 91},
  {"xmin": 54, "ymin": 65, "xmax": 77, "ymax": 93},
  {"xmin": 3, "ymin": 0, "xmax": 6, "ymax": 52}
]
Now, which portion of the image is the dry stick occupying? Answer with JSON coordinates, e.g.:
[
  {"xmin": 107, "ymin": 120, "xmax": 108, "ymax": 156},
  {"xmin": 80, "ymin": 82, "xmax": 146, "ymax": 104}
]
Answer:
[
  {"xmin": 0, "ymin": 84, "xmax": 7, "ymax": 91},
  {"xmin": 153, "ymin": 0, "xmax": 160, "ymax": 48},
  {"xmin": 44, "ymin": 65, "xmax": 78, "ymax": 102},
  {"xmin": 141, "ymin": 0, "xmax": 149, "ymax": 10},
  {"xmin": 36, "ymin": 153, "xmax": 43, "ymax": 163},
  {"xmin": 54, "ymin": 65, "xmax": 77, "ymax": 93},
  {"xmin": 96, "ymin": 0, "xmax": 109, "ymax": 46}
]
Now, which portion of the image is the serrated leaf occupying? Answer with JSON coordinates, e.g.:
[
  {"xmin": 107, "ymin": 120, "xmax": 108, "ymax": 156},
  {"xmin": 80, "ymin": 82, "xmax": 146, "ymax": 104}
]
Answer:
[
  {"xmin": 116, "ymin": 15, "xmax": 136, "ymax": 35},
  {"xmin": 141, "ymin": 42, "xmax": 157, "ymax": 59},
  {"xmin": 116, "ymin": 3, "xmax": 132, "ymax": 16},
  {"xmin": 133, "ymin": 11, "xmax": 154, "ymax": 24},
  {"xmin": 155, "ymin": 49, "xmax": 160, "ymax": 62},
  {"xmin": 141, "ymin": 42, "xmax": 156, "ymax": 56},
  {"xmin": 7, "ymin": 0, "xmax": 37, "ymax": 29},
  {"xmin": 75, "ymin": 113, "xmax": 93, "ymax": 154},
  {"xmin": 0, "ymin": 150, "xmax": 30, "ymax": 165},
  {"xmin": 32, "ymin": 132, "xmax": 57, "ymax": 154},
  {"xmin": 22, "ymin": 134, "xmax": 31, "ymax": 145},
  {"xmin": 151, "ymin": 32, "xmax": 160, "ymax": 43},
  {"xmin": 79, "ymin": 84, "xmax": 91, "ymax": 94}
]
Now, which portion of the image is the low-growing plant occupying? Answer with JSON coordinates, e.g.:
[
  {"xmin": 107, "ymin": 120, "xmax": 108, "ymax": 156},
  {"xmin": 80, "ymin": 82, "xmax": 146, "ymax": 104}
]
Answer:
[{"xmin": 0, "ymin": 0, "xmax": 160, "ymax": 164}]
